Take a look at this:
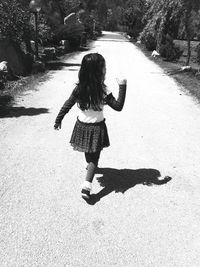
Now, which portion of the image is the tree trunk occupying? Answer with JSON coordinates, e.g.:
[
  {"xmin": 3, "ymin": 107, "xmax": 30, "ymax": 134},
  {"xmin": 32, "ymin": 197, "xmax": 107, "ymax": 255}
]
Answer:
[
  {"xmin": 156, "ymin": 17, "xmax": 166, "ymax": 53},
  {"xmin": 184, "ymin": 3, "xmax": 192, "ymax": 66},
  {"xmin": 23, "ymin": 30, "xmax": 33, "ymax": 54},
  {"xmin": 186, "ymin": 36, "xmax": 191, "ymax": 66},
  {"xmin": 24, "ymin": 38, "xmax": 33, "ymax": 54}
]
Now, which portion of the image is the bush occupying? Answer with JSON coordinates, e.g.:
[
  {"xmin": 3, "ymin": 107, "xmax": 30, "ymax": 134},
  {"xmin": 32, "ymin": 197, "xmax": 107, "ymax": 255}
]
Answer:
[
  {"xmin": 0, "ymin": 0, "xmax": 30, "ymax": 45},
  {"xmin": 68, "ymin": 36, "xmax": 81, "ymax": 49},
  {"xmin": 159, "ymin": 41, "xmax": 183, "ymax": 61},
  {"xmin": 140, "ymin": 32, "xmax": 157, "ymax": 51},
  {"xmin": 22, "ymin": 53, "xmax": 34, "ymax": 75}
]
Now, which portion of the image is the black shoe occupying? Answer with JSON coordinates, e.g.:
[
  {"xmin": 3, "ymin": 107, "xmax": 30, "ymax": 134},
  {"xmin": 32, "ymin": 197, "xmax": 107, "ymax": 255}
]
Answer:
[{"xmin": 81, "ymin": 188, "xmax": 91, "ymax": 200}]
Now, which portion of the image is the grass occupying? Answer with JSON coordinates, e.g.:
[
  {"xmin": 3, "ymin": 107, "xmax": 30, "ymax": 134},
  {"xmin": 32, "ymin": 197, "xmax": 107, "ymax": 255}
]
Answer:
[{"xmin": 135, "ymin": 40, "xmax": 200, "ymax": 103}]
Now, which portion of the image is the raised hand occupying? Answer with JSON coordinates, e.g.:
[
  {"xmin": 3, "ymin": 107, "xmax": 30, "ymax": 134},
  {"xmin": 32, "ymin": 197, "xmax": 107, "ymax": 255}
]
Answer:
[
  {"xmin": 54, "ymin": 123, "xmax": 61, "ymax": 130},
  {"xmin": 116, "ymin": 77, "xmax": 127, "ymax": 86}
]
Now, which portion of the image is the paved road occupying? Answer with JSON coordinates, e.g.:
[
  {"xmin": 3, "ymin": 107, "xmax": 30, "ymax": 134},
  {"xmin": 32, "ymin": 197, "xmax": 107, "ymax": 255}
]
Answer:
[{"xmin": 1, "ymin": 32, "xmax": 200, "ymax": 267}]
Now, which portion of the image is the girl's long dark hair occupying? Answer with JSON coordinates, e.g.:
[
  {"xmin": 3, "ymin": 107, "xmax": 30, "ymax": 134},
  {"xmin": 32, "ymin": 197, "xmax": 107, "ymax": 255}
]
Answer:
[{"xmin": 76, "ymin": 53, "xmax": 107, "ymax": 111}]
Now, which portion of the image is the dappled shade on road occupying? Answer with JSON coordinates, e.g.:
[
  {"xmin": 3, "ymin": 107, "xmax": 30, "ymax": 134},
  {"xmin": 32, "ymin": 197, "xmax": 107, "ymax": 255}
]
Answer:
[
  {"xmin": 0, "ymin": 94, "xmax": 13, "ymax": 107},
  {"xmin": 45, "ymin": 61, "xmax": 81, "ymax": 71},
  {"xmin": 0, "ymin": 106, "xmax": 49, "ymax": 118},
  {"xmin": 86, "ymin": 168, "xmax": 172, "ymax": 205},
  {"xmin": 0, "ymin": 94, "xmax": 49, "ymax": 118}
]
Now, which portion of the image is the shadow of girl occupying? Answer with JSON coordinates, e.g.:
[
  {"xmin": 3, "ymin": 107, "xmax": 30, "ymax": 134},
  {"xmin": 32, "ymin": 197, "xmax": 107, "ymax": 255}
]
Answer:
[{"xmin": 87, "ymin": 168, "xmax": 172, "ymax": 205}]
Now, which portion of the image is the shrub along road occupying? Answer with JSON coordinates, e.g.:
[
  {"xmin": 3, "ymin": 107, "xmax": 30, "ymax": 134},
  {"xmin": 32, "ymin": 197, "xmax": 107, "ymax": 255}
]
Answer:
[{"xmin": 0, "ymin": 32, "xmax": 200, "ymax": 266}]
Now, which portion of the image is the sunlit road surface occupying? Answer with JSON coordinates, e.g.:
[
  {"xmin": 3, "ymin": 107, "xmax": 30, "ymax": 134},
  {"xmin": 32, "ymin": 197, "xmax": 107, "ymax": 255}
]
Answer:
[{"xmin": 0, "ymin": 31, "xmax": 200, "ymax": 266}]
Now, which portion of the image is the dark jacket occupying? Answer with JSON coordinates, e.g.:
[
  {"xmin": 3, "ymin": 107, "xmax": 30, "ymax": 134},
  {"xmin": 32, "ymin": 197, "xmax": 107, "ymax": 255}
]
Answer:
[{"xmin": 55, "ymin": 84, "xmax": 127, "ymax": 124}]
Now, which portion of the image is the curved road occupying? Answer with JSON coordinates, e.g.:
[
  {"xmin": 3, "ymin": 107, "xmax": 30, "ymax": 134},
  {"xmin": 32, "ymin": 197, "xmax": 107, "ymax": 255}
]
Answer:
[{"xmin": 0, "ymin": 32, "xmax": 200, "ymax": 266}]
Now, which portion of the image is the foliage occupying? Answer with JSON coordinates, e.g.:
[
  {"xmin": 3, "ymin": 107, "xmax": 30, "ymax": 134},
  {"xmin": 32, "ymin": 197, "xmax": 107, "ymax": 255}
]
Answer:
[
  {"xmin": 106, "ymin": 7, "xmax": 121, "ymax": 31},
  {"xmin": 159, "ymin": 36, "xmax": 183, "ymax": 61},
  {"xmin": 83, "ymin": 0, "xmax": 98, "ymax": 12},
  {"xmin": 0, "ymin": 0, "xmax": 30, "ymax": 44},
  {"xmin": 58, "ymin": 0, "xmax": 81, "ymax": 15},
  {"xmin": 120, "ymin": 0, "xmax": 147, "ymax": 38},
  {"xmin": 1, "ymin": 0, "xmax": 200, "ymax": 66},
  {"xmin": 96, "ymin": 0, "xmax": 108, "ymax": 26},
  {"xmin": 37, "ymin": 16, "xmax": 54, "ymax": 45},
  {"xmin": 35, "ymin": 0, "xmax": 85, "ymax": 44},
  {"xmin": 140, "ymin": 31, "xmax": 157, "ymax": 51},
  {"xmin": 139, "ymin": 0, "xmax": 200, "ymax": 64}
]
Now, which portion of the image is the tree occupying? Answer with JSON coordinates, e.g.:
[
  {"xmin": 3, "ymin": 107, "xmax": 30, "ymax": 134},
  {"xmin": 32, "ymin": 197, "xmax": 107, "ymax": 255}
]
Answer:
[
  {"xmin": 57, "ymin": 0, "xmax": 82, "ymax": 16},
  {"xmin": 32, "ymin": 0, "xmax": 85, "ymax": 44},
  {"xmin": 121, "ymin": 0, "xmax": 147, "ymax": 38},
  {"xmin": 181, "ymin": 0, "xmax": 200, "ymax": 65},
  {"xmin": 140, "ymin": 0, "xmax": 200, "ymax": 65},
  {"xmin": 0, "ymin": 0, "xmax": 30, "ymax": 45},
  {"xmin": 96, "ymin": 0, "xmax": 108, "ymax": 27}
]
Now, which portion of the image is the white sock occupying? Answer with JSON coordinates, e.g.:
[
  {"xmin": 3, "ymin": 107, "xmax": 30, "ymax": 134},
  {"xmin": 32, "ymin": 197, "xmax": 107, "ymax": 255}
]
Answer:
[{"xmin": 82, "ymin": 181, "xmax": 92, "ymax": 191}]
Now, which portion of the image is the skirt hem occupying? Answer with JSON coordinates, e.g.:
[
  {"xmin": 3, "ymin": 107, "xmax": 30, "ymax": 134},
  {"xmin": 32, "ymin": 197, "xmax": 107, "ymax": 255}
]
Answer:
[{"xmin": 70, "ymin": 143, "xmax": 110, "ymax": 153}]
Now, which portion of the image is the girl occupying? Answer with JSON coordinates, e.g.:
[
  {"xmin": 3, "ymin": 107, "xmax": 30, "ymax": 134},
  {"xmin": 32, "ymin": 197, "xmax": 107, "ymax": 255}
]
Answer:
[{"xmin": 54, "ymin": 53, "xmax": 127, "ymax": 200}]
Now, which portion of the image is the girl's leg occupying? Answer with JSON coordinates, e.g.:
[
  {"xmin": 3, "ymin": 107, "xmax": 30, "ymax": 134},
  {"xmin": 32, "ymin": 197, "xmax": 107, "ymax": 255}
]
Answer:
[
  {"xmin": 81, "ymin": 151, "xmax": 101, "ymax": 200},
  {"xmin": 84, "ymin": 151, "xmax": 101, "ymax": 183}
]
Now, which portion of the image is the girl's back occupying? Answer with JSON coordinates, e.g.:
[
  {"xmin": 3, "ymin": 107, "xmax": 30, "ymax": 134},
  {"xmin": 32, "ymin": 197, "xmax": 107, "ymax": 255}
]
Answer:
[{"xmin": 54, "ymin": 52, "xmax": 127, "ymax": 201}]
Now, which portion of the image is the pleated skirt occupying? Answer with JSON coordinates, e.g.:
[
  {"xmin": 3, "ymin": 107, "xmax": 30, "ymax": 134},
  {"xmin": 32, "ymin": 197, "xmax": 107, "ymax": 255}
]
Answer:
[{"xmin": 70, "ymin": 118, "xmax": 110, "ymax": 153}]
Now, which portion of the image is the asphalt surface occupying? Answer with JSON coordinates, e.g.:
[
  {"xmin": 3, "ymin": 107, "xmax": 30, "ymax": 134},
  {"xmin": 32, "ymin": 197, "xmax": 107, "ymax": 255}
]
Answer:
[{"xmin": 0, "ymin": 32, "xmax": 200, "ymax": 267}]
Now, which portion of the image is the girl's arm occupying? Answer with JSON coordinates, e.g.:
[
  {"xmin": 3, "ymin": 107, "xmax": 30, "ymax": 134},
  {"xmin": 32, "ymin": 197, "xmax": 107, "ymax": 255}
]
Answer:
[
  {"xmin": 106, "ymin": 82, "xmax": 127, "ymax": 111},
  {"xmin": 54, "ymin": 88, "xmax": 77, "ymax": 128}
]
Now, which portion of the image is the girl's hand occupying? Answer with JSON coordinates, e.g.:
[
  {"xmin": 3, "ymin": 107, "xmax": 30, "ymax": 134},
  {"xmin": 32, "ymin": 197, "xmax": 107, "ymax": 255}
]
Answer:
[
  {"xmin": 54, "ymin": 123, "xmax": 61, "ymax": 130},
  {"xmin": 116, "ymin": 77, "xmax": 127, "ymax": 86}
]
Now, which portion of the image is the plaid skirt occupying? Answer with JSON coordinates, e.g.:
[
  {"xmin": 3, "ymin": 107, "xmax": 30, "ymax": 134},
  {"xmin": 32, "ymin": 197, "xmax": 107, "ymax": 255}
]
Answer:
[{"xmin": 70, "ymin": 118, "xmax": 110, "ymax": 153}]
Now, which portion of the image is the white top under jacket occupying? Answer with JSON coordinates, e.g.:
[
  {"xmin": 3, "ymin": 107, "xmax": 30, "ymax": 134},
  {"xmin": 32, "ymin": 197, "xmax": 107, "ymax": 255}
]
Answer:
[{"xmin": 78, "ymin": 106, "xmax": 105, "ymax": 123}]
